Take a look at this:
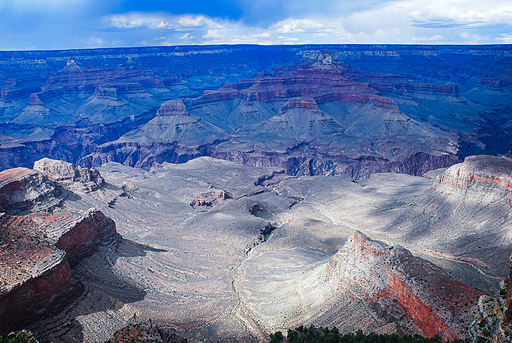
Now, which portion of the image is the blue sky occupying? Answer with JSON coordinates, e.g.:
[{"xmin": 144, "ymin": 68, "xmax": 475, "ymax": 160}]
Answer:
[{"xmin": 0, "ymin": 0, "xmax": 511, "ymax": 50}]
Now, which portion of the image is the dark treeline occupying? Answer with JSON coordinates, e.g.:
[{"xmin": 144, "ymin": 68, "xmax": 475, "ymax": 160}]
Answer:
[{"xmin": 270, "ymin": 325, "xmax": 468, "ymax": 343}]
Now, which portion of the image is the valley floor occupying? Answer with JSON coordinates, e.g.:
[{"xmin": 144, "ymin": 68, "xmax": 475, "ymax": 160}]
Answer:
[{"xmin": 27, "ymin": 157, "xmax": 510, "ymax": 342}]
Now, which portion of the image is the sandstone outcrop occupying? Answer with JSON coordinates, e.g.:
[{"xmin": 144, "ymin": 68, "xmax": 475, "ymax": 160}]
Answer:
[
  {"xmin": 33, "ymin": 158, "xmax": 104, "ymax": 193},
  {"xmin": 327, "ymin": 232, "xmax": 483, "ymax": 340},
  {"xmin": 0, "ymin": 167, "xmax": 63, "ymax": 214},
  {"xmin": 469, "ymin": 255, "xmax": 512, "ymax": 343},
  {"xmin": 0, "ymin": 162, "xmax": 120, "ymax": 335},
  {"xmin": 433, "ymin": 155, "xmax": 512, "ymax": 198}
]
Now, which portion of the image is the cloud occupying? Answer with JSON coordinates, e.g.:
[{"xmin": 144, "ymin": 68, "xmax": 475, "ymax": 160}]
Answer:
[
  {"xmin": 497, "ymin": 33, "xmax": 512, "ymax": 43},
  {"xmin": 412, "ymin": 35, "xmax": 444, "ymax": 41},
  {"xmin": 273, "ymin": 18, "xmax": 331, "ymax": 34},
  {"xmin": 407, "ymin": 0, "xmax": 512, "ymax": 28},
  {"xmin": 460, "ymin": 32, "xmax": 489, "ymax": 42},
  {"xmin": 203, "ymin": 30, "xmax": 223, "ymax": 39},
  {"xmin": 179, "ymin": 33, "xmax": 196, "ymax": 39},
  {"xmin": 1, "ymin": 0, "xmax": 512, "ymax": 49},
  {"xmin": 105, "ymin": 12, "xmax": 223, "ymax": 31}
]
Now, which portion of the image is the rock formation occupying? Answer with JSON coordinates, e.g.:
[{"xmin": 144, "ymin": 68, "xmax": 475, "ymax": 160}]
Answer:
[
  {"xmin": 0, "ymin": 45, "xmax": 510, "ymax": 179},
  {"xmin": 0, "ymin": 160, "xmax": 120, "ymax": 335},
  {"xmin": 0, "ymin": 167, "xmax": 63, "ymax": 214},
  {"xmin": 105, "ymin": 321, "xmax": 188, "ymax": 343},
  {"xmin": 433, "ymin": 155, "xmax": 512, "ymax": 198},
  {"xmin": 33, "ymin": 158, "xmax": 104, "ymax": 193},
  {"xmin": 468, "ymin": 255, "xmax": 512, "ymax": 343},
  {"xmin": 13, "ymin": 94, "xmax": 50, "ymax": 125},
  {"xmin": 327, "ymin": 232, "xmax": 482, "ymax": 340}
]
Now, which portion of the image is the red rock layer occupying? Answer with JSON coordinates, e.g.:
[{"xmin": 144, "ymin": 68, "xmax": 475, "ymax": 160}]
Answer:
[
  {"xmin": 0, "ymin": 162, "xmax": 120, "ymax": 334},
  {"xmin": 190, "ymin": 62, "xmax": 380, "ymax": 106},
  {"xmin": 28, "ymin": 93, "xmax": 44, "ymax": 107},
  {"xmin": 327, "ymin": 232, "xmax": 482, "ymax": 340},
  {"xmin": 433, "ymin": 155, "xmax": 512, "ymax": 194},
  {"xmin": 0, "ymin": 212, "xmax": 82, "ymax": 334},
  {"xmin": 55, "ymin": 209, "xmax": 120, "ymax": 266},
  {"xmin": 0, "ymin": 167, "xmax": 59, "ymax": 214}
]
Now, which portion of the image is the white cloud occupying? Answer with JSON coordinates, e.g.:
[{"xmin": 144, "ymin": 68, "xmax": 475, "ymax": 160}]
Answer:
[
  {"xmin": 179, "ymin": 33, "xmax": 196, "ymax": 39},
  {"xmin": 497, "ymin": 33, "xmax": 512, "ymax": 43},
  {"xmin": 412, "ymin": 34, "xmax": 444, "ymax": 41},
  {"xmin": 460, "ymin": 32, "xmax": 489, "ymax": 42},
  {"xmin": 99, "ymin": 3, "xmax": 512, "ymax": 47},
  {"xmin": 273, "ymin": 18, "xmax": 329, "ymax": 33},
  {"xmin": 202, "ymin": 29, "xmax": 223, "ymax": 39},
  {"xmin": 406, "ymin": 0, "xmax": 512, "ymax": 28},
  {"xmin": 105, "ymin": 12, "xmax": 225, "ymax": 31}
]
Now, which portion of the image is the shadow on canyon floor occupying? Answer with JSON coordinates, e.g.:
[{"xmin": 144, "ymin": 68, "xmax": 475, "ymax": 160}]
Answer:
[{"xmin": 29, "ymin": 238, "xmax": 167, "ymax": 343}]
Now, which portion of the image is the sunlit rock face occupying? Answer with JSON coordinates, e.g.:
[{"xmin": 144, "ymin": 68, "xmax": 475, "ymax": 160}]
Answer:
[
  {"xmin": 327, "ymin": 232, "xmax": 482, "ymax": 341},
  {"xmin": 0, "ymin": 167, "xmax": 62, "ymax": 214},
  {"xmin": 0, "ymin": 159, "xmax": 120, "ymax": 336},
  {"xmin": 433, "ymin": 155, "xmax": 512, "ymax": 196},
  {"xmin": 0, "ymin": 154, "xmax": 508, "ymax": 342},
  {"xmin": 33, "ymin": 158, "xmax": 104, "ymax": 193}
]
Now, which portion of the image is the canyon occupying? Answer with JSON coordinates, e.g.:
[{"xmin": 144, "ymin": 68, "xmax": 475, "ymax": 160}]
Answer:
[
  {"xmin": 0, "ymin": 45, "xmax": 511, "ymax": 178},
  {"xmin": 1, "ymin": 154, "xmax": 512, "ymax": 342},
  {"xmin": 1, "ymin": 45, "xmax": 512, "ymax": 342}
]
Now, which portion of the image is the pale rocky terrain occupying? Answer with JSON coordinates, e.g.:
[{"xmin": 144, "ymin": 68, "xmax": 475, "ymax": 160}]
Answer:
[{"xmin": 0, "ymin": 155, "xmax": 506, "ymax": 342}]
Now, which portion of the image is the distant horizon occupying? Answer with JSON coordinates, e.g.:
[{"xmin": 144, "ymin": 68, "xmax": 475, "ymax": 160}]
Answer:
[{"xmin": 1, "ymin": 42, "xmax": 511, "ymax": 54}]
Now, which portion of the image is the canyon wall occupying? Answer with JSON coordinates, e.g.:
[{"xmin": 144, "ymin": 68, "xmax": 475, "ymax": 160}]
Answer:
[
  {"xmin": 0, "ymin": 159, "xmax": 120, "ymax": 335},
  {"xmin": 327, "ymin": 232, "xmax": 482, "ymax": 340},
  {"xmin": 1, "ymin": 45, "xmax": 511, "ymax": 179}
]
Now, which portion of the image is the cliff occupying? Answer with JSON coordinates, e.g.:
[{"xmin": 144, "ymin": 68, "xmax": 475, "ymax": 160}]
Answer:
[
  {"xmin": 468, "ymin": 255, "xmax": 512, "ymax": 343},
  {"xmin": 0, "ymin": 167, "xmax": 63, "ymax": 214},
  {"xmin": 0, "ymin": 162, "xmax": 120, "ymax": 335},
  {"xmin": 33, "ymin": 158, "xmax": 104, "ymax": 193},
  {"xmin": 1, "ymin": 45, "xmax": 510, "ymax": 179},
  {"xmin": 433, "ymin": 155, "xmax": 512, "ymax": 196},
  {"xmin": 327, "ymin": 232, "xmax": 483, "ymax": 340}
]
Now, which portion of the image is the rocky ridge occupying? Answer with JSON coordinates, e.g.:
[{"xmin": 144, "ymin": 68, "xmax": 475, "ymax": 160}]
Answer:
[
  {"xmin": 1, "ymin": 45, "xmax": 511, "ymax": 180},
  {"xmin": 434, "ymin": 155, "xmax": 512, "ymax": 198},
  {"xmin": 468, "ymin": 257, "xmax": 512, "ymax": 343},
  {"xmin": 0, "ymin": 167, "xmax": 63, "ymax": 214},
  {"xmin": 0, "ymin": 159, "xmax": 120, "ymax": 335},
  {"xmin": 33, "ymin": 157, "xmax": 104, "ymax": 193},
  {"xmin": 327, "ymin": 232, "xmax": 482, "ymax": 340},
  {"xmin": 88, "ymin": 51, "xmax": 464, "ymax": 179},
  {"xmin": 1, "ymin": 154, "xmax": 512, "ymax": 342}
]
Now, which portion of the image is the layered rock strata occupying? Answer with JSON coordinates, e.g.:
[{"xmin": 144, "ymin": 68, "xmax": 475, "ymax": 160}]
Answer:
[
  {"xmin": 0, "ymin": 162, "xmax": 120, "ymax": 335},
  {"xmin": 33, "ymin": 158, "xmax": 104, "ymax": 193},
  {"xmin": 0, "ymin": 167, "xmax": 63, "ymax": 214},
  {"xmin": 433, "ymin": 155, "xmax": 512, "ymax": 197},
  {"xmin": 327, "ymin": 232, "xmax": 483, "ymax": 340}
]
